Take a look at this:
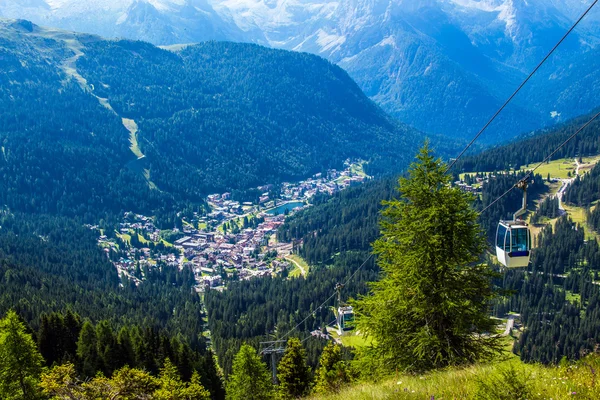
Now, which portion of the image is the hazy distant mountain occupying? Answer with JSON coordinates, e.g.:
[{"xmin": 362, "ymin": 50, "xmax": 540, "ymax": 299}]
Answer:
[
  {"xmin": 2, "ymin": 0, "xmax": 600, "ymax": 142},
  {"xmin": 0, "ymin": 0, "xmax": 262, "ymax": 44},
  {"xmin": 208, "ymin": 0, "xmax": 600, "ymax": 142}
]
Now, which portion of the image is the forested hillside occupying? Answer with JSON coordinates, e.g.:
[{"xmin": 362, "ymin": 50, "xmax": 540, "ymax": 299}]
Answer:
[
  {"xmin": 453, "ymin": 109, "xmax": 600, "ymax": 173},
  {"xmin": 76, "ymin": 40, "xmax": 419, "ymax": 197},
  {"xmin": 500, "ymin": 217, "xmax": 600, "ymax": 365},
  {"xmin": 205, "ymin": 250, "xmax": 378, "ymax": 375},
  {"xmin": 445, "ymin": 112, "xmax": 600, "ymax": 364},
  {"xmin": 277, "ymin": 178, "xmax": 397, "ymax": 265},
  {"xmin": 0, "ymin": 213, "xmax": 201, "ymax": 337},
  {"xmin": 0, "ymin": 211, "xmax": 224, "ymax": 396},
  {"xmin": 0, "ymin": 20, "xmax": 171, "ymax": 220},
  {"xmin": 0, "ymin": 19, "xmax": 423, "ymax": 220}
]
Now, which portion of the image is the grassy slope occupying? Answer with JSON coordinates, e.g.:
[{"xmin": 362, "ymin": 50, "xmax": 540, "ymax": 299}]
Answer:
[
  {"xmin": 519, "ymin": 158, "xmax": 575, "ymax": 179},
  {"xmin": 520, "ymin": 156, "xmax": 600, "ymax": 179},
  {"xmin": 312, "ymin": 352, "xmax": 600, "ymax": 399},
  {"xmin": 286, "ymin": 254, "xmax": 311, "ymax": 278},
  {"xmin": 460, "ymin": 156, "xmax": 600, "ymax": 181}
]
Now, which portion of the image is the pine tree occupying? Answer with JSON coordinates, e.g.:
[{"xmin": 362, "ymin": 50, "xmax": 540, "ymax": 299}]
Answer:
[
  {"xmin": 175, "ymin": 342, "xmax": 194, "ymax": 383},
  {"xmin": 38, "ymin": 315, "xmax": 55, "ymax": 367},
  {"xmin": 226, "ymin": 344, "xmax": 272, "ymax": 400},
  {"xmin": 129, "ymin": 325, "xmax": 145, "ymax": 368},
  {"xmin": 0, "ymin": 310, "xmax": 44, "ymax": 399},
  {"xmin": 154, "ymin": 358, "xmax": 210, "ymax": 400},
  {"xmin": 313, "ymin": 342, "xmax": 352, "ymax": 394},
  {"xmin": 117, "ymin": 326, "xmax": 136, "ymax": 369},
  {"xmin": 76, "ymin": 321, "xmax": 100, "ymax": 378},
  {"xmin": 96, "ymin": 321, "xmax": 120, "ymax": 376},
  {"xmin": 62, "ymin": 311, "xmax": 82, "ymax": 364},
  {"xmin": 355, "ymin": 144, "xmax": 501, "ymax": 373},
  {"xmin": 277, "ymin": 338, "xmax": 310, "ymax": 399},
  {"xmin": 183, "ymin": 372, "xmax": 212, "ymax": 400}
]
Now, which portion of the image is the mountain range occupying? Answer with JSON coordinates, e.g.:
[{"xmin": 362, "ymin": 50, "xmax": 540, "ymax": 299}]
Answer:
[
  {"xmin": 0, "ymin": 18, "xmax": 418, "ymax": 218},
  {"xmin": 2, "ymin": 0, "xmax": 599, "ymax": 142}
]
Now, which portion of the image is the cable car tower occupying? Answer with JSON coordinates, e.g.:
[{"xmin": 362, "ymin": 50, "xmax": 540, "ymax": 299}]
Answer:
[
  {"xmin": 260, "ymin": 340, "xmax": 286, "ymax": 384},
  {"xmin": 495, "ymin": 178, "xmax": 532, "ymax": 268},
  {"xmin": 335, "ymin": 283, "xmax": 355, "ymax": 335}
]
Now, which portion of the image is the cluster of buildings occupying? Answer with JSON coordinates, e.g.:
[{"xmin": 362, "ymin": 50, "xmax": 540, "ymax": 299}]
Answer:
[
  {"xmin": 201, "ymin": 163, "xmax": 368, "ymax": 229},
  {"xmin": 118, "ymin": 213, "xmax": 161, "ymax": 241},
  {"xmin": 95, "ymin": 161, "xmax": 371, "ymax": 291},
  {"xmin": 205, "ymin": 192, "xmax": 250, "ymax": 223},
  {"xmin": 176, "ymin": 214, "xmax": 292, "ymax": 290},
  {"xmin": 454, "ymin": 175, "xmax": 486, "ymax": 194},
  {"xmin": 281, "ymin": 168, "xmax": 367, "ymax": 200}
]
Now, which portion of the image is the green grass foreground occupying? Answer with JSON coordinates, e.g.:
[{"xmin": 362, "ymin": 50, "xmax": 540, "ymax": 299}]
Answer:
[{"xmin": 310, "ymin": 353, "xmax": 600, "ymax": 400}]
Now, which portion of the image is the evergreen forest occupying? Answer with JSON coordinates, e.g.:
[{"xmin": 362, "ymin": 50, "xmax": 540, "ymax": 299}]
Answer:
[{"xmin": 2, "ymin": 15, "xmax": 600, "ymax": 400}]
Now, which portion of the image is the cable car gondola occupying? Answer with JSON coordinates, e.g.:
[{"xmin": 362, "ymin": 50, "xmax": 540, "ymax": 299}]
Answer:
[
  {"xmin": 335, "ymin": 283, "xmax": 356, "ymax": 335},
  {"xmin": 496, "ymin": 179, "xmax": 532, "ymax": 268},
  {"xmin": 337, "ymin": 306, "xmax": 355, "ymax": 333}
]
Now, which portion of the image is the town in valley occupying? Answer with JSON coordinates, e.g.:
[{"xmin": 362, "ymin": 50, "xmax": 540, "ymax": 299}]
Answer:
[{"xmin": 95, "ymin": 161, "xmax": 370, "ymax": 290}]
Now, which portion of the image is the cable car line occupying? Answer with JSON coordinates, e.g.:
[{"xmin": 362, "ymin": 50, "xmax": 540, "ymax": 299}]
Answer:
[
  {"xmin": 445, "ymin": 0, "xmax": 598, "ymax": 174},
  {"xmin": 488, "ymin": 110, "xmax": 600, "ymax": 267},
  {"xmin": 479, "ymin": 109, "xmax": 600, "ymax": 216},
  {"xmin": 262, "ymin": 254, "xmax": 374, "ymax": 352}
]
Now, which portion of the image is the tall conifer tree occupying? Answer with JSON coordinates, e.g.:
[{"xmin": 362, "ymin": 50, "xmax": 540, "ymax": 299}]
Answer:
[
  {"xmin": 277, "ymin": 338, "xmax": 310, "ymax": 399},
  {"xmin": 226, "ymin": 344, "xmax": 272, "ymax": 400},
  {"xmin": 314, "ymin": 342, "xmax": 352, "ymax": 394},
  {"xmin": 355, "ymin": 144, "xmax": 500, "ymax": 372},
  {"xmin": 76, "ymin": 321, "xmax": 100, "ymax": 378},
  {"xmin": 0, "ymin": 310, "xmax": 44, "ymax": 399}
]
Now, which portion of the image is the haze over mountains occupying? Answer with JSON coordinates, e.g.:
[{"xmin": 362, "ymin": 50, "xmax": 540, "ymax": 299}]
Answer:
[{"xmin": 2, "ymin": 0, "xmax": 599, "ymax": 142}]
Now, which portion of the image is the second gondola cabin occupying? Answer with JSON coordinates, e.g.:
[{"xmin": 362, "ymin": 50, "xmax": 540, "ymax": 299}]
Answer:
[
  {"xmin": 337, "ymin": 306, "xmax": 355, "ymax": 335},
  {"xmin": 496, "ymin": 220, "xmax": 531, "ymax": 268}
]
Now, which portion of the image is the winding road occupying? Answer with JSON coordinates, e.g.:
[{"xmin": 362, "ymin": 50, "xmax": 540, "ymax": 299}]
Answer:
[
  {"xmin": 555, "ymin": 158, "xmax": 581, "ymax": 215},
  {"xmin": 285, "ymin": 256, "xmax": 307, "ymax": 276}
]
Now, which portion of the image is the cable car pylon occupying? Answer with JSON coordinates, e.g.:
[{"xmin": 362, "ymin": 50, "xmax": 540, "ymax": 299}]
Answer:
[{"xmin": 260, "ymin": 340, "xmax": 286, "ymax": 384}]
